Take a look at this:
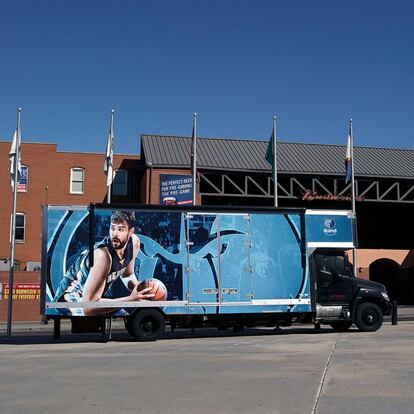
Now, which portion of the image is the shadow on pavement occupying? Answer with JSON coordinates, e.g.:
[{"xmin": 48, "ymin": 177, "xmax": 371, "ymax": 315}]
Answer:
[{"xmin": 0, "ymin": 324, "xmax": 359, "ymax": 346}]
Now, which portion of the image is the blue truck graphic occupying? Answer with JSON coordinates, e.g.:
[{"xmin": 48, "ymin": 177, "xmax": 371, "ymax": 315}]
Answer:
[{"xmin": 41, "ymin": 204, "xmax": 391, "ymax": 340}]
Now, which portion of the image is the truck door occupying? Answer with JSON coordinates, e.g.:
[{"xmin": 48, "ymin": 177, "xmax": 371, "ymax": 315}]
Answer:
[
  {"xmin": 185, "ymin": 213, "xmax": 220, "ymax": 305},
  {"xmin": 313, "ymin": 250, "xmax": 354, "ymax": 304},
  {"xmin": 185, "ymin": 213, "xmax": 251, "ymax": 307},
  {"xmin": 219, "ymin": 213, "xmax": 252, "ymax": 304}
]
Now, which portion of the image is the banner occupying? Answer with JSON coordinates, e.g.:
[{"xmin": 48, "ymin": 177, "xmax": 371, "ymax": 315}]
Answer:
[
  {"xmin": 18, "ymin": 165, "xmax": 28, "ymax": 192},
  {"xmin": 159, "ymin": 174, "xmax": 193, "ymax": 205},
  {"xmin": 1, "ymin": 283, "xmax": 41, "ymax": 300}
]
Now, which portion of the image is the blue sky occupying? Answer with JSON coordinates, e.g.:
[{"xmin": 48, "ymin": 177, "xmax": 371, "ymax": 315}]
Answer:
[{"xmin": 1, "ymin": 0, "xmax": 413, "ymax": 154}]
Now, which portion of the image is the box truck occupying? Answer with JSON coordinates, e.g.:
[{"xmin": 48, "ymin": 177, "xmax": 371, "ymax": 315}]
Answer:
[{"xmin": 41, "ymin": 204, "xmax": 391, "ymax": 340}]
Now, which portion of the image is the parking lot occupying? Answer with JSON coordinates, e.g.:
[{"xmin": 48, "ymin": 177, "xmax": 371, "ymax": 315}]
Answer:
[{"xmin": 1, "ymin": 317, "xmax": 413, "ymax": 414}]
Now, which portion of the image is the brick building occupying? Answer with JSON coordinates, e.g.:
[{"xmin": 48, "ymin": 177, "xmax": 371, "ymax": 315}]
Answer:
[
  {"xmin": 0, "ymin": 141, "xmax": 140, "ymax": 321},
  {"xmin": 2, "ymin": 133, "xmax": 414, "ymax": 323}
]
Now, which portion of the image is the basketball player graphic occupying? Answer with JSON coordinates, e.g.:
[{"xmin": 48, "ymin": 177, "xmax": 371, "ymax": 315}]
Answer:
[{"xmin": 53, "ymin": 210, "xmax": 166, "ymax": 316}]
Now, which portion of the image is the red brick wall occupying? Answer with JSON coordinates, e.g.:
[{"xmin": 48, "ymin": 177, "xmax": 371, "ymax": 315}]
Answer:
[
  {"xmin": 0, "ymin": 142, "xmax": 140, "ymax": 268},
  {"xmin": 0, "ymin": 142, "xmax": 141, "ymax": 322}
]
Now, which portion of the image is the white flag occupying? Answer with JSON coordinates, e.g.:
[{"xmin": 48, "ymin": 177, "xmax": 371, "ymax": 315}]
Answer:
[
  {"xmin": 104, "ymin": 115, "xmax": 114, "ymax": 186},
  {"xmin": 8, "ymin": 128, "xmax": 21, "ymax": 188}
]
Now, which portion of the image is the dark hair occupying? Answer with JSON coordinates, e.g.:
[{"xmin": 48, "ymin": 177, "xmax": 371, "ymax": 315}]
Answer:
[{"xmin": 111, "ymin": 210, "xmax": 136, "ymax": 229}]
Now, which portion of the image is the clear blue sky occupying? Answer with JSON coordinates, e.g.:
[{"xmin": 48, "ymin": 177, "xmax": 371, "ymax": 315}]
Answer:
[{"xmin": 1, "ymin": 0, "xmax": 413, "ymax": 154}]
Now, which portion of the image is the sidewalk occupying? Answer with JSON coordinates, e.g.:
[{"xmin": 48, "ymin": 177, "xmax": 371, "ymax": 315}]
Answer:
[
  {"xmin": 0, "ymin": 318, "xmax": 126, "ymax": 334},
  {"xmin": 1, "ymin": 306, "xmax": 413, "ymax": 335}
]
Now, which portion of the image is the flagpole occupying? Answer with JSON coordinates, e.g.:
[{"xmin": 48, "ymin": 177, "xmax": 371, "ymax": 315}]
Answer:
[
  {"xmin": 192, "ymin": 112, "xmax": 197, "ymax": 205},
  {"xmin": 7, "ymin": 108, "xmax": 21, "ymax": 339},
  {"xmin": 350, "ymin": 119, "xmax": 356, "ymax": 214},
  {"xmin": 107, "ymin": 110, "xmax": 114, "ymax": 204},
  {"xmin": 273, "ymin": 116, "xmax": 278, "ymax": 207},
  {"xmin": 349, "ymin": 118, "xmax": 358, "ymax": 277}
]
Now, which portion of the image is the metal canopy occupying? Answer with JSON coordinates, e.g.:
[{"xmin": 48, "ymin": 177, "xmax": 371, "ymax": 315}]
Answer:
[{"xmin": 199, "ymin": 172, "xmax": 414, "ymax": 203}]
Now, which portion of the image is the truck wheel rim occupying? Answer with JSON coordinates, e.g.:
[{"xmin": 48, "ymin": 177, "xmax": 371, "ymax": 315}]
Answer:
[
  {"xmin": 141, "ymin": 317, "xmax": 159, "ymax": 333},
  {"xmin": 363, "ymin": 310, "xmax": 378, "ymax": 325}
]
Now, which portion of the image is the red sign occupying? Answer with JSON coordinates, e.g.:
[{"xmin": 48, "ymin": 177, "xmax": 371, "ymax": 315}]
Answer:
[
  {"xmin": 301, "ymin": 190, "xmax": 364, "ymax": 202},
  {"xmin": 1, "ymin": 283, "xmax": 41, "ymax": 300}
]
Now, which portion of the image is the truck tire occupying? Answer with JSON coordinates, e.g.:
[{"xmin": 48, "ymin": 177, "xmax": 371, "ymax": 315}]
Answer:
[
  {"xmin": 355, "ymin": 302, "xmax": 383, "ymax": 332},
  {"xmin": 329, "ymin": 321, "xmax": 353, "ymax": 332},
  {"xmin": 130, "ymin": 309, "xmax": 166, "ymax": 341}
]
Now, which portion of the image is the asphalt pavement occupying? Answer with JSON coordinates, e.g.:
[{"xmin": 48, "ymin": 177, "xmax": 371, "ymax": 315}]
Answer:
[
  {"xmin": 0, "ymin": 310, "xmax": 413, "ymax": 414},
  {"xmin": 1, "ymin": 305, "xmax": 413, "ymax": 335}
]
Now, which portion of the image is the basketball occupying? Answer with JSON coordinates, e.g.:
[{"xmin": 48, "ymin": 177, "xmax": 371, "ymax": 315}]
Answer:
[{"xmin": 137, "ymin": 278, "xmax": 168, "ymax": 301}]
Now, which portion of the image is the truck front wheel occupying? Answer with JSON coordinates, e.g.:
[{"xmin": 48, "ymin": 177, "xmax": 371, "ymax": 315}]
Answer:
[
  {"xmin": 355, "ymin": 302, "xmax": 383, "ymax": 332},
  {"xmin": 130, "ymin": 309, "xmax": 166, "ymax": 341}
]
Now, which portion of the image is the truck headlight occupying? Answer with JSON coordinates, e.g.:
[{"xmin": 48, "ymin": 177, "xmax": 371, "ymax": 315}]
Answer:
[{"xmin": 381, "ymin": 292, "xmax": 389, "ymax": 301}]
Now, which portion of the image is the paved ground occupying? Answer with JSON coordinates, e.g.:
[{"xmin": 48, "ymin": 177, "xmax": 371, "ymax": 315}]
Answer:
[
  {"xmin": 0, "ymin": 305, "xmax": 412, "ymax": 335},
  {"xmin": 0, "ymin": 317, "xmax": 413, "ymax": 414}
]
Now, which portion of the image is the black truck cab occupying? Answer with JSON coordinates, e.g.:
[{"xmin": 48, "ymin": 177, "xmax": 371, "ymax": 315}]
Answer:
[{"xmin": 312, "ymin": 249, "xmax": 391, "ymax": 332}]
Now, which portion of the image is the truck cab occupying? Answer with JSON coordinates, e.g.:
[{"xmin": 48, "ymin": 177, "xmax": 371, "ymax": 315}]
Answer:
[{"xmin": 312, "ymin": 249, "xmax": 391, "ymax": 331}]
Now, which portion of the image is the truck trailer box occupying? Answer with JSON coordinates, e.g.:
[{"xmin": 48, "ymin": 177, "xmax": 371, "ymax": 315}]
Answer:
[{"xmin": 41, "ymin": 204, "xmax": 391, "ymax": 340}]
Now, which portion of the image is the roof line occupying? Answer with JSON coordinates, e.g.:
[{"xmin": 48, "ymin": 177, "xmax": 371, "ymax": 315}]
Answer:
[
  {"xmin": 142, "ymin": 164, "xmax": 414, "ymax": 179},
  {"xmin": 0, "ymin": 140, "xmax": 56, "ymax": 146},
  {"xmin": 1, "ymin": 140, "xmax": 139, "ymax": 157},
  {"xmin": 140, "ymin": 134, "xmax": 414, "ymax": 152}
]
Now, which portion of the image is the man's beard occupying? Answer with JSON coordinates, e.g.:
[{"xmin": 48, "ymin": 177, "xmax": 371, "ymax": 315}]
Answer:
[{"xmin": 111, "ymin": 237, "xmax": 128, "ymax": 250}]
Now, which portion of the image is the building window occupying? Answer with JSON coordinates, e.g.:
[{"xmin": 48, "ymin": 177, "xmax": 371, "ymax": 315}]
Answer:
[
  {"xmin": 70, "ymin": 167, "xmax": 85, "ymax": 194},
  {"xmin": 18, "ymin": 165, "xmax": 29, "ymax": 192},
  {"xmin": 112, "ymin": 169, "xmax": 128, "ymax": 195},
  {"xmin": 11, "ymin": 213, "xmax": 26, "ymax": 243}
]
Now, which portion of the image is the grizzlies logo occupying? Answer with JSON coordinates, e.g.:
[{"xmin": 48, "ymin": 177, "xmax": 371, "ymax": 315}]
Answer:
[{"xmin": 323, "ymin": 218, "xmax": 337, "ymax": 235}]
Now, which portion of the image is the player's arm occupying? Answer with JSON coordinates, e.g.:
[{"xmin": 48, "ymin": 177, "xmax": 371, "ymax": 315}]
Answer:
[
  {"xmin": 83, "ymin": 249, "xmax": 112, "ymax": 315},
  {"xmin": 83, "ymin": 241, "xmax": 154, "ymax": 315}
]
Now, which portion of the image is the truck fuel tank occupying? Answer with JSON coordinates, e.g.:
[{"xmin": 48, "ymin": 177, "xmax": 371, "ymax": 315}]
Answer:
[{"xmin": 316, "ymin": 304, "xmax": 350, "ymax": 319}]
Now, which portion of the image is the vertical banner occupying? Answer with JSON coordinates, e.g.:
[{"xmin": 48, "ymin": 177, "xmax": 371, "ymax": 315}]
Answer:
[
  {"xmin": 159, "ymin": 174, "xmax": 193, "ymax": 205},
  {"xmin": 17, "ymin": 165, "xmax": 28, "ymax": 192}
]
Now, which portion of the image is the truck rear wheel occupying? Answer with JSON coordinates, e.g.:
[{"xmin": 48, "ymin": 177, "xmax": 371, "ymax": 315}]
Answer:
[
  {"xmin": 130, "ymin": 309, "xmax": 165, "ymax": 341},
  {"xmin": 355, "ymin": 302, "xmax": 383, "ymax": 332},
  {"xmin": 329, "ymin": 321, "xmax": 353, "ymax": 332}
]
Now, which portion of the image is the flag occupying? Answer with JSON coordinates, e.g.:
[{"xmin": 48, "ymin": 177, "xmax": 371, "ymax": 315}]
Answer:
[
  {"xmin": 345, "ymin": 125, "xmax": 352, "ymax": 184},
  {"xmin": 8, "ymin": 128, "xmax": 21, "ymax": 188},
  {"xmin": 265, "ymin": 127, "xmax": 276, "ymax": 182},
  {"xmin": 104, "ymin": 113, "xmax": 114, "ymax": 186}
]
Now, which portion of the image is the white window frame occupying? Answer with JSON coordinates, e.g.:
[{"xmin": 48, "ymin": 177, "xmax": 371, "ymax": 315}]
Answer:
[
  {"xmin": 112, "ymin": 169, "xmax": 128, "ymax": 195},
  {"xmin": 10, "ymin": 212, "xmax": 26, "ymax": 243},
  {"xmin": 70, "ymin": 167, "xmax": 85, "ymax": 194}
]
